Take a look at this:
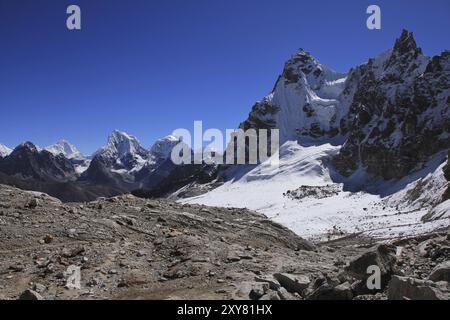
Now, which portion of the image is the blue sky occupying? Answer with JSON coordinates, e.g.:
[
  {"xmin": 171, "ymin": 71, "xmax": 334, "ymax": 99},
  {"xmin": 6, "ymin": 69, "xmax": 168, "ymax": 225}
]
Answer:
[{"xmin": 0, "ymin": 0, "xmax": 449, "ymax": 154}]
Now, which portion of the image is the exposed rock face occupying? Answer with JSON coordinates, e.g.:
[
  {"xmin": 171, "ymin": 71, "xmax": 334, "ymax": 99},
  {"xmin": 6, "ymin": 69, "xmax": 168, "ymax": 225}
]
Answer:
[
  {"xmin": 443, "ymin": 151, "xmax": 450, "ymax": 202},
  {"xmin": 445, "ymin": 151, "xmax": 450, "ymax": 181},
  {"xmin": 334, "ymin": 31, "xmax": 450, "ymax": 179}
]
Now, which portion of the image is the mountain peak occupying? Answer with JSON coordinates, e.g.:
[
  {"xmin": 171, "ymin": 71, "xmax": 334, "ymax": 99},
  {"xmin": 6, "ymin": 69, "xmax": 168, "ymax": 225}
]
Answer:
[
  {"xmin": 149, "ymin": 135, "xmax": 181, "ymax": 160},
  {"xmin": 45, "ymin": 140, "xmax": 82, "ymax": 159},
  {"xmin": 0, "ymin": 144, "xmax": 13, "ymax": 157},
  {"xmin": 95, "ymin": 130, "xmax": 149, "ymax": 166},
  {"xmin": 16, "ymin": 141, "xmax": 38, "ymax": 152},
  {"xmin": 393, "ymin": 29, "xmax": 422, "ymax": 56}
]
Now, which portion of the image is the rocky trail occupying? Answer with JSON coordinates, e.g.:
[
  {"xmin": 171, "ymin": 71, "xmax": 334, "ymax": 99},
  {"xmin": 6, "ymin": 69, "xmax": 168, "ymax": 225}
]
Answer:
[{"xmin": 0, "ymin": 184, "xmax": 449, "ymax": 300}]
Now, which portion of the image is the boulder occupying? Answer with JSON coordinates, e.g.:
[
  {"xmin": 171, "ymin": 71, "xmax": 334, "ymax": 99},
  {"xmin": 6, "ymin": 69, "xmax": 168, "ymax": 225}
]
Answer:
[
  {"xmin": 276, "ymin": 287, "xmax": 299, "ymax": 300},
  {"xmin": 306, "ymin": 282, "xmax": 353, "ymax": 300},
  {"xmin": 249, "ymin": 283, "xmax": 270, "ymax": 300},
  {"xmin": 254, "ymin": 275, "xmax": 281, "ymax": 291},
  {"xmin": 388, "ymin": 276, "xmax": 450, "ymax": 300},
  {"xmin": 345, "ymin": 244, "xmax": 397, "ymax": 290},
  {"xmin": 429, "ymin": 261, "xmax": 450, "ymax": 282},
  {"xmin": 273, "ymin": 273, "xmax": 310, "ymax": 295},
  {"xmin": 18, "ymin": 289, "xmax": 43, "ymax": 300}
]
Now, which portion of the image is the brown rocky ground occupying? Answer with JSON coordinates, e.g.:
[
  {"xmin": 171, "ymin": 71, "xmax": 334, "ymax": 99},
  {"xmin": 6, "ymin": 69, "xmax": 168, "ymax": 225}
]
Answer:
[{"xmin": 0, "ymin": 184, "xmax": 449, "ymax": 300}]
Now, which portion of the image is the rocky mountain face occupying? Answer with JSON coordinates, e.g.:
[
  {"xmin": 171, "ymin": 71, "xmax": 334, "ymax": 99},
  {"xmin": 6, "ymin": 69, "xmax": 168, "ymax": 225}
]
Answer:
[{"xmin": 334, "ymin": 30, "xmax": 450, "ymax": 180}]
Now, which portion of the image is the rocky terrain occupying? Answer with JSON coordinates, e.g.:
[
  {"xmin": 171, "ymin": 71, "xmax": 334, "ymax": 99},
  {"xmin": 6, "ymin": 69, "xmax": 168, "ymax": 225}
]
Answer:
[{"xmin": 0, "ymin": 184, "xmax": 449, "ymax": 300}]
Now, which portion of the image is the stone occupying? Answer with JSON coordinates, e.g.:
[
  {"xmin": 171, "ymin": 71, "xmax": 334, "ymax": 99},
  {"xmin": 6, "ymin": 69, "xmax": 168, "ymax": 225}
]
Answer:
[
  {"xmin": 249, "ymin": 283, "xmax": 269, "ymax": 300},
  {"xmin": 33, "ymin": 283, "xmax": 47, "ymax": 293},
  {"xmin": 118, "ymin": 272, "xmax": 148, "ymax": 288},
  {"xmin": 43, "ymin": 235, "xmax": 54, "ymax": 244},
  {"xmin": 388, "ymin": 276, "xmax": 450, "ymax": 300},
  {"xmin": 61, "ymin": 246, "xmax": 85, "ymax": 258},
  {"xmin": 18, "ymin": 289, "xmax": 43, "ymax": 300},
  {"xmin": 65, "ymin": 265, "xmax": 81, "ymax": 290},
  {"xmin": 345, "ymin": 244, "xmax": 396, "ymax": 289},
  {"xmin": 306, "ymin": 282, "xmax": 353, "ymax": 300},
  {"xmin": 254, "ymin": 276, "xmax": 281, "ymax": 290},
  {"xmin": 428, "ymin": 260, "xmax": 450, "ymax": 282},
  {"xmin": 273, "ymin": 273, "xmax": 310, "ymax": 295},
  {"xmin": 276, "ymin": 287, "xmax": 298, "ymax": 300},
  {"xmin": 26, "ymin": 198, "xmax": 39, "ymax": 209},
  {"xmin": 259, "ymin": 291, "xmax": 281, "ymax": 301}
]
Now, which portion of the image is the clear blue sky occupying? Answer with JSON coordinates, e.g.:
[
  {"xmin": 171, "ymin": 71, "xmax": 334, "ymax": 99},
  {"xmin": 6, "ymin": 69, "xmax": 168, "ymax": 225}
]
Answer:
[{"xmin": 0, "ymin": 0, "xmax": 449, "ymax": 154}]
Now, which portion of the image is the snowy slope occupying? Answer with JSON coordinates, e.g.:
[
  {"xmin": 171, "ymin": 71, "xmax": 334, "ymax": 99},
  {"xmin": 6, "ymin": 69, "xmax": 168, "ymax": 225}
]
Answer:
[
  {"xmin": 0, "ymin": 144, "xmax": 12, "ymax": 157},
  {"xmin": 182, "ymin": 142, "xmax": 449, "ymax": 242}
]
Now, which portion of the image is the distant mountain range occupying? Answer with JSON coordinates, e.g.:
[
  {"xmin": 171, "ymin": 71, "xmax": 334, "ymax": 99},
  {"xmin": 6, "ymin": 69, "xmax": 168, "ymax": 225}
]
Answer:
[{"xmin": 0, "ymin": 29, "xmax": 448, "ymax": 240}]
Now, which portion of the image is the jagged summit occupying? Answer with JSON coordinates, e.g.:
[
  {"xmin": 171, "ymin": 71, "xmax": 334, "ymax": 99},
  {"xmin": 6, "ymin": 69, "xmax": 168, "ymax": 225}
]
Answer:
[
  {"xmin": 13, "ymin": 141, "xmax": 39, "ymax": 154},
  {"xmin": 103, "ymin": 130, "xmax": 148, "ymax": 158},
  {"xmin": 393, "ymin": 29, "xmax": 422, "ymax": 56}
]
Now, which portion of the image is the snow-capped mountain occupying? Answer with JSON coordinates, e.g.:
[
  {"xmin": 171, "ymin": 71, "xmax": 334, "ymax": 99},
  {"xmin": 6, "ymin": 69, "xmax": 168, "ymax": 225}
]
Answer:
[
  {"xmin": 93, "ymin": 130, "xmax": 149, "ymax": 172},
  {"xmin": 149, "ymin": 135, "xmax": 181, "ymax": 163},
  {"xmin": 0, "ymin": 144, "xmax": 12, "ymax": 157},
  {"xmin": 45, "ymin": 140, "xmax": 84, "ymax": 160},
  {"xmin": 240, "ymin": 49, "xmax": 347, "ymax": 143},
  {"xmin": 182, "ymin": 30, "xmax": 450, "ymax": 241}
]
